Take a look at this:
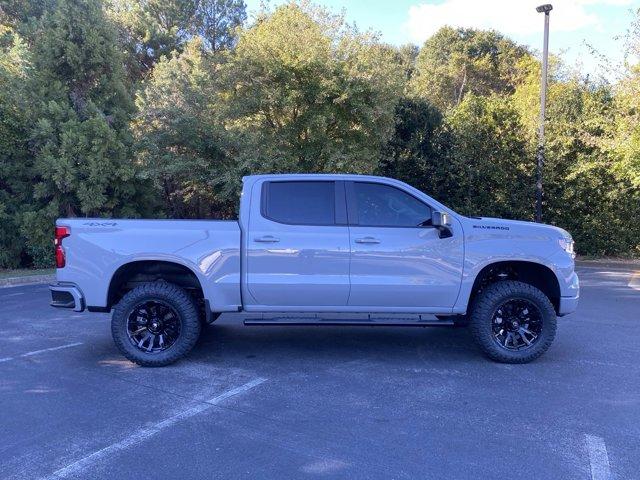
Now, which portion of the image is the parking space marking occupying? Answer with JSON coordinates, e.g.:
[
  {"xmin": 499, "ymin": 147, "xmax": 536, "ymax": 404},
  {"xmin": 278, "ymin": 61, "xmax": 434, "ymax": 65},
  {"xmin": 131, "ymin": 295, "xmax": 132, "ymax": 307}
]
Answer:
[
  {"xmin": 0, "ymin": 342, "xmax": 84, "ymax": 363},
  {"xmin": 629, "ymin": 272, "xmax": 640, "ymax": 291},
  {"xmin": 43, "ymin": 377, "xmax": 267, "ymax": 480},
  {"xmin": 21, "ymin": 342, "xmax": 84, "ymax": 357},
  {"xmin": 585, "ymin": 434, "xmax": 611, "ymax": 480}
]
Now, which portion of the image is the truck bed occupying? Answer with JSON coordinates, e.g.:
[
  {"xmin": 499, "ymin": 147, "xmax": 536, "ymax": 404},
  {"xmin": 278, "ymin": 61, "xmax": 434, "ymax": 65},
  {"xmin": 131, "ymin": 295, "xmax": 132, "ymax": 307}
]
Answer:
[{"xmin": 55, "ymin": 218, "xmax": 242, "ymax": 311}]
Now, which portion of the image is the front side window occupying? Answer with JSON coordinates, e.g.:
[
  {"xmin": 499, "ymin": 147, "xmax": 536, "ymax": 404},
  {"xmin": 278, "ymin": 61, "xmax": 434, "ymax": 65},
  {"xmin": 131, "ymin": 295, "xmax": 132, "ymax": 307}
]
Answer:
[
  {"xmin": 352, "ymin": 182, "xmax": 431, "ymax": 227},
  {"xmin": 263, "ymin": 181, "xmax": 335, "ymax": 225}
]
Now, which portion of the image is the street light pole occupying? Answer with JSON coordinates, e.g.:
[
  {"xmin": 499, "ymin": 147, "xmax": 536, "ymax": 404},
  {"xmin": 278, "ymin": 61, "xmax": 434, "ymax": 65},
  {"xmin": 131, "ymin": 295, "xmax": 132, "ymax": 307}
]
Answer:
[{"xmin": 535, "ymin": 4, "xmax": 552, "ymax": 223}]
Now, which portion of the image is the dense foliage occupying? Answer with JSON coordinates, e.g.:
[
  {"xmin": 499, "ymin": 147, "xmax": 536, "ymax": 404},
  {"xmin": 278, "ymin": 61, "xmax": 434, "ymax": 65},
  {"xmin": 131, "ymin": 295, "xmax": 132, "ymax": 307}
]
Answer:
[{"xmin": 0, "ymin": 0, "xmax": 639, "ymax": 267}]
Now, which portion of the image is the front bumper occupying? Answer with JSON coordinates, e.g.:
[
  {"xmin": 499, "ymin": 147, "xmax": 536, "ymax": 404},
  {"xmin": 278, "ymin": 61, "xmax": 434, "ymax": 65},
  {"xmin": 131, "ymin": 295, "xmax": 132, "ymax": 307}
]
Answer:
[
  {"xmin": 50, "ymin": 283, "xmax": 85, "ymax": 312},
  {"xmin": 558, "ymin": 295, "xmax": 579, "ymax": 316},
  {"xmin": 557, "ymin": 270, "xmax": 579, "ymax": 316}
]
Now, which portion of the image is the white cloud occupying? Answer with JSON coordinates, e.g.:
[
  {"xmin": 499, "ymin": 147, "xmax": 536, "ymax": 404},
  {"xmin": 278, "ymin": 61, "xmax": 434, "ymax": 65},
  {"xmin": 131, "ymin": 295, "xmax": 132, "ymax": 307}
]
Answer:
[{"xmin": 406, "ymin": 0, "xmax": 633, "ymax": 44}]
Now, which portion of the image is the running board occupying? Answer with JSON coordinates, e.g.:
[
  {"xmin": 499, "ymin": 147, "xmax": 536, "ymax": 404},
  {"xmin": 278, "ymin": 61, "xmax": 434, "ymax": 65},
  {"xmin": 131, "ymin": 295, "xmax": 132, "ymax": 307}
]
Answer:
[{"xmin": 243, "ymin": 318, "xmax": 454, "ymax": 327}]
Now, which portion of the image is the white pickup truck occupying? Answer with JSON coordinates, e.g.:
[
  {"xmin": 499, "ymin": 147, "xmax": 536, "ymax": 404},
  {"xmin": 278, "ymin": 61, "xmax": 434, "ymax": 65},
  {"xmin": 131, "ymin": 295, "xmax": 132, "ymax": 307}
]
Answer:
[{"xmin": 50, "ymin": 174, "xmax": 579, "ymax": 366}]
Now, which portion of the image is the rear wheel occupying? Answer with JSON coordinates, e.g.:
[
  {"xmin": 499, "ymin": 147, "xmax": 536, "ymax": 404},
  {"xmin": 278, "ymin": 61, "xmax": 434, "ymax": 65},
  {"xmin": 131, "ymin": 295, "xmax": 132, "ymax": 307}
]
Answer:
[
  {"xmin": 469, "ymin": 281, "xmax": 556, "ymax": 363},
  {"xmin": 111, "ymin": 282, "xmax": 201, "ymax": 367}
]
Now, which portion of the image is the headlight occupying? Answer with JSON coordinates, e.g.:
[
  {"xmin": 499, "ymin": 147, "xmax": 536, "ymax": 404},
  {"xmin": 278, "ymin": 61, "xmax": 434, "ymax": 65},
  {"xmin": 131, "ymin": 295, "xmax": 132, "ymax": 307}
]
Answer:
[{"xmin": 559, "ymin": 238, "xmax": 575, "ymax": 258}]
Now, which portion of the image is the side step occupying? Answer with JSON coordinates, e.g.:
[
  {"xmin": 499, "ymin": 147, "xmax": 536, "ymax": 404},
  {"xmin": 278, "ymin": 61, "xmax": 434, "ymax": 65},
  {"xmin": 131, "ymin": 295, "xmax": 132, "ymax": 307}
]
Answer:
[{"xmin": 243, "ymin": 318, "xmax": 454, "ymax": 328}]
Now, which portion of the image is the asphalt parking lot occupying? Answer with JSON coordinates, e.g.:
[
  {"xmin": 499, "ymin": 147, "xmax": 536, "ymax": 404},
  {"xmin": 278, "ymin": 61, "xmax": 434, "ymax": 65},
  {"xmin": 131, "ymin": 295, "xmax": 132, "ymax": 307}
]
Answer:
[{"xmin": 1, "ymin": 265, "xmax": 639, "ymax": 480}]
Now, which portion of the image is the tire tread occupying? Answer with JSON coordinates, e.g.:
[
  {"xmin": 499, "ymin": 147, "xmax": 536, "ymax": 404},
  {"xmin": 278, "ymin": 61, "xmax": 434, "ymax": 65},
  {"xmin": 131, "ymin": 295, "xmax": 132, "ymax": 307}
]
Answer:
[
  {"xmin": 111, "ymin": 282, "xmax": 201, "ymax": 367},
  {"xmin": 469, "ymin": 280, "xmax": 556, "ymax": 364}
]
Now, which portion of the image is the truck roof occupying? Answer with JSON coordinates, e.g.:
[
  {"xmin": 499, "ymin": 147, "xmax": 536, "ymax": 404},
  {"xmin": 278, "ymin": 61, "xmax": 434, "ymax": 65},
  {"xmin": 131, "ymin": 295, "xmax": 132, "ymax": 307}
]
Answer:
[
  {"xmin": 240, "ymin": 173, "xmax": 455, "ymax": 216},
  {"xmin": 242, "ymin": 173, "xmax": 396, "ymax": 182}
]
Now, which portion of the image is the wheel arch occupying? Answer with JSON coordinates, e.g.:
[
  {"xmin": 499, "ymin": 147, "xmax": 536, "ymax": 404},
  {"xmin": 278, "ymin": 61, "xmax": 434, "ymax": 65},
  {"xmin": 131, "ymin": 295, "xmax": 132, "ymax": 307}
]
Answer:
[
  {"xmin": 467, "ymin": 261, "xmax": 561, "ymax": 314},
  {"xmin": 106, "ymin": 260, "xmax": 205, "ymax": 310}
]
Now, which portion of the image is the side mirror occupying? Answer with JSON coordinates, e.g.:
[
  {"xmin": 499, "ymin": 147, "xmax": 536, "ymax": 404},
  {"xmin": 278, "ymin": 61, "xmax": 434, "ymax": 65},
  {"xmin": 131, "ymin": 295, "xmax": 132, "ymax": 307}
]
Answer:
[
  {"xmin": 431, "ymin": 211, "xmax": 449, "ymax": 228},
  {"xmin": 431, "ymin": 211, "xmax": 453, "ymax": 238}
]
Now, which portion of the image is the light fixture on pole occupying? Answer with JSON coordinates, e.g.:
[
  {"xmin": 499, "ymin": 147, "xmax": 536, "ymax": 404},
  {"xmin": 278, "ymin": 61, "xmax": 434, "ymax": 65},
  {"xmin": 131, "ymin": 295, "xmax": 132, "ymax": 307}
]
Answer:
[{"xmin": 535, "ymin": 3, "xmax": 552, "ymax": 223}]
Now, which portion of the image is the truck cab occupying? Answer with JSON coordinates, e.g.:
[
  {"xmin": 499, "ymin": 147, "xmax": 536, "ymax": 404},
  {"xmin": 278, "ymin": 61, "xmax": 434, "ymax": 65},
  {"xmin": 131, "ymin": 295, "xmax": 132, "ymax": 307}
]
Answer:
[{"xmin": 240, "ymin": 175, "xmax": 464, "ymax": 312}]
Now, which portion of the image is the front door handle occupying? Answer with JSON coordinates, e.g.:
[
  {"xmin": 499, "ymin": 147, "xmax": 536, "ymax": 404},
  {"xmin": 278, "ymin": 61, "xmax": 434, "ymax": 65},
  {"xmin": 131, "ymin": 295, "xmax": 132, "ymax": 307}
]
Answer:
[
  {"xmin": 254, "ymin": 235, "xmax": 280, "ymax": 243},
  {"xmin": 355, "ymin": 237, "xmax": 381, "ymax": 244}
]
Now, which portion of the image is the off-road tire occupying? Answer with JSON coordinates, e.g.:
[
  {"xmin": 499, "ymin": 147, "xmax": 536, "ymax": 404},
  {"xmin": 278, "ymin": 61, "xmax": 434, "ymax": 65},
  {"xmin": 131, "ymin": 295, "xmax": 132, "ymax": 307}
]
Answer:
[
  {"xmin": 469, "ymin": 281, "xmax": 556, "ymax": 363},
  {"xmin": 112, "ymin": 282, "xmax": 201, "ymax": 367}
]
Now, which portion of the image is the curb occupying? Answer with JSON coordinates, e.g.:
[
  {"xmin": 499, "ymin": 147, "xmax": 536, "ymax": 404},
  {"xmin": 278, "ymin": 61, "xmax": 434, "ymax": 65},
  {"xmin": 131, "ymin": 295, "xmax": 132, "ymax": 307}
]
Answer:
[
  {"xmin": 576, "ymin": 260, "xmax": 640, "ymax": 270},
  {"xmin": 0, "ymin": 274, "xmax": 55, "ymax": 289}
]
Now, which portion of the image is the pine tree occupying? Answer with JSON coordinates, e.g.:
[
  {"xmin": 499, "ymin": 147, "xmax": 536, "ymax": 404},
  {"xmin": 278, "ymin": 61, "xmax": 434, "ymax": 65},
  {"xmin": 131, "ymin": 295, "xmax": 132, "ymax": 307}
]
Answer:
[
  {"xmin": 0, "ymin": 24, "xmax": 32, "ymax": 267},
  {"xmin": 24, "ymin": 0, "xmax": 151, "ymax": 266}
]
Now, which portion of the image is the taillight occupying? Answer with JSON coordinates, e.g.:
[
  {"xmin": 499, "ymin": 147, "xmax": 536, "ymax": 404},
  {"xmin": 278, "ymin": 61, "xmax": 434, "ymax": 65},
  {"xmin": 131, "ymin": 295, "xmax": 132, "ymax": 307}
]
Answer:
[{"xmin": 54, "ymin": 226, "xmax": 70, "ymax": 268}]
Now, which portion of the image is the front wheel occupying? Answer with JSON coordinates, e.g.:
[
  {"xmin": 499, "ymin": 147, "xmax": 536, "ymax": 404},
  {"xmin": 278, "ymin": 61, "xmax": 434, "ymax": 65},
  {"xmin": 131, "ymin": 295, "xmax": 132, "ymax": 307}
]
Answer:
[
  {"xmin": 111, "ymin": 282, "xmax": 201, "ymax": 367},
  {"xmin": 469, "ymin": 281, "xmax": 557, "ymax": 364}
]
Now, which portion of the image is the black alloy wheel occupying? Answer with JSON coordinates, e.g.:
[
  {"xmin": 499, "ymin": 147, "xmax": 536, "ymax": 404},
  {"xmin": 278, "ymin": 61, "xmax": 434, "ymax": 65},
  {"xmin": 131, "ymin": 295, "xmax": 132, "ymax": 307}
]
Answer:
[
  {"xmin": 469, "ymin": 280, "xmax": 557, "ymax": 364},
  {"xmin": 491, "ymin": 298, "xmax": 543, "ymax": 351},
  {"xmin": 126, "ymin": 300, "xmax": 182, "ymax": 353},
  {"xmin": 112, "ymin": 282, "xmax": 201, "ymax": 367}
]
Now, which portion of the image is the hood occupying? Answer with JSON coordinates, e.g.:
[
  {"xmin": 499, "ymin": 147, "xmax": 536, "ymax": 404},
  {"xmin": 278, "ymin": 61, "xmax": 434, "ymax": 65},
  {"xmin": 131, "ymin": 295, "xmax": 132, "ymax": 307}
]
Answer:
[{"xmin": 464, "ymin": 216, "xmax": 572, "ymax": 240}]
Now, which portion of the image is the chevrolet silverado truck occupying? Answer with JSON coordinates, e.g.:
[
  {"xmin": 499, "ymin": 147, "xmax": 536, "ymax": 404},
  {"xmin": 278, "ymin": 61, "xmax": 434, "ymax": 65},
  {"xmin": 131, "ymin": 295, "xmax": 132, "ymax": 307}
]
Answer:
[{"xmin": 50, "ymin": 174, "xmax": 579, "ymax": 366}]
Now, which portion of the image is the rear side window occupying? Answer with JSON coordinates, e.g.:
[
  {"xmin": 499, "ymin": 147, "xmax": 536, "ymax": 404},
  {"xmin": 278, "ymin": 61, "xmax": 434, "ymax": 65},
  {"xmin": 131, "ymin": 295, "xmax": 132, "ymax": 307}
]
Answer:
[
  {"xmin": 263, "ymin": 181, "xmax": 335, "ymax": 225},
  {"xmin": 352, "ymin": 182, "xmax": 431, "ymax": 227}
]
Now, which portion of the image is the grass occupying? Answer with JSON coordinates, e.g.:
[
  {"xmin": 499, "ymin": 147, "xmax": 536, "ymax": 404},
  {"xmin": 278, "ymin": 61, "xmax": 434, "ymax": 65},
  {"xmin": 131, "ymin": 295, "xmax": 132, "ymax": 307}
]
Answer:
[{"xmin": 0, "ymin": 268, "xmax": 55, "ymax": 279}]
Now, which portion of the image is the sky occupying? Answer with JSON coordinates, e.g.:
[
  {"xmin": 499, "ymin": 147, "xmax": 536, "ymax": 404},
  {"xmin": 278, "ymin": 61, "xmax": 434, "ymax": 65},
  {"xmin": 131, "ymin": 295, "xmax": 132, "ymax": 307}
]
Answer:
[{"xmin": 244, "ymin": 0, "xmax": 640, "ymax": 78}]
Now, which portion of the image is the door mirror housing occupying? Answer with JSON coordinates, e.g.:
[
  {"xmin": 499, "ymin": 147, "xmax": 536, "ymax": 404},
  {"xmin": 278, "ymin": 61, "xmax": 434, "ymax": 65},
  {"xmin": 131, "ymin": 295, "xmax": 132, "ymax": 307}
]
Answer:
[
  {"xmin": 431, "ymin": 211, "xmax": 449, "ymax": 228},
  {"xmin": 431, "ymin": 211, "xmax": 452, "ymax": 238}
]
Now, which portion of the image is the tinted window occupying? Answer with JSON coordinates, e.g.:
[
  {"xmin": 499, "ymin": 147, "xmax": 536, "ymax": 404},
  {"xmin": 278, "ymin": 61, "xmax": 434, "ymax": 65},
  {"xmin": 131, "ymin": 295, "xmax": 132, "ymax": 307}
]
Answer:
[
  {"xmin": 353, "ymin": 182, "xmax": 431, "ymax": 227},
  {"xmin": 264, "ymin": 181, "xmax": 335, "ymax": 225}
]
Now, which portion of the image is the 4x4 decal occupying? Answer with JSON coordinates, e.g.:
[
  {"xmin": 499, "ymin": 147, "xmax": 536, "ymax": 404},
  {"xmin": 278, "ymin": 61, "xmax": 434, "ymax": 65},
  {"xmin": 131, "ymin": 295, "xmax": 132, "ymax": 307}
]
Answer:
[{"xmin": 82, "ymin": 222, "xmax": 117, "ymax": 227}]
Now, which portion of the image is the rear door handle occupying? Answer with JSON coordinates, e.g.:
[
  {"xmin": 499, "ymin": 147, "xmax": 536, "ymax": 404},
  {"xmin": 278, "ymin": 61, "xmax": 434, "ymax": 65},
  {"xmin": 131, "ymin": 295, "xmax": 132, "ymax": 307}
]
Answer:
[
  {"xmin": 355, "ymin": 237, "xmax": 381, "ymax": 244},
  {"xmin": 254, "ymin": 235, "xmax": 280, "ymax": 243}
]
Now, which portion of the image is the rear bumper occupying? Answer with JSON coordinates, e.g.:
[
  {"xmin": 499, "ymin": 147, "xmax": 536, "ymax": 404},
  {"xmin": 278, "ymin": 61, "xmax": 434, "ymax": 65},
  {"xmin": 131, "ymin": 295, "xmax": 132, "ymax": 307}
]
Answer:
[
  {"xmin": 49, "ymin": 283, "xmax": 85, "ymax": 312},
  {"xmin": 558, "ymin": 295, "xmax": 579, "ymax": 316}
]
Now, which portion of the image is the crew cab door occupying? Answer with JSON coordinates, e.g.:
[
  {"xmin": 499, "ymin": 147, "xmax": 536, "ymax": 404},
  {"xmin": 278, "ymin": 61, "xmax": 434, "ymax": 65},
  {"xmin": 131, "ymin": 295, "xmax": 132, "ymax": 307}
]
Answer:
[
  {"xmin": 346, "ymin": 181, "xmax": 463, "ymax": 309},
  {"xmin": 245, "ymin": 180, "xmax": 351, "ymax": 308}
]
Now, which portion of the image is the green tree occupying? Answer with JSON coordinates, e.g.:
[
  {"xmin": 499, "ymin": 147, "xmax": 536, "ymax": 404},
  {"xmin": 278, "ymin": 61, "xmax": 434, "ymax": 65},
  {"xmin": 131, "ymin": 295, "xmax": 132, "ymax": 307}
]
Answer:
[
  {"xmin": 543, "ymin": 81, "xmax": 640, "ymax": 256},
  {"xmin": 508, "ymin": 41, "xmax": 640, "ymax": 256},
  {"xmin": 2, "ymin": 1, "xmax": 639, "ymax": 265},
  {"xmin": 613, "ymin": 77, "xmax": 640, "ymax": 188},
  {"xmin": 411, "ymin": 27, "xmax": 530, "ymax": 111},
  {"xmin": 107, "ymin": 0, "xmax": 246, "ymax": 79},
  {"xmin": 221, "ymin": 2, "xmax": 404, "ymax": 180},
  {"xmin": 609, "ymin": 8, "xmax": 640, "ymax": 188},
  {"xmin": 394, "ymin": 43, "xmax": 419, "ymax": 83},
  {"xmin": 437, "ymin": 94, "xmax": 532, "ymax": 219},
  {"xmin": 192, "ymin": 0, "xmax": 247, "ymax": 51},
  {"xmin": 379, "ymin": 98, "xmax": 443, "ymax": 196},
  {"xmin": 133, "ymin": 38, "xmax": 234, "ymax": 218},
  {"xmin": 0, "ymin": 24, "xmax": 32, "ymax": 267},
  {"xmin": 24, "ymin": 0, "xmax": 152, "ymax": 266},
  {"xmin": 0, "ymin": 0, "xmax": 56, "ymax": 26}
]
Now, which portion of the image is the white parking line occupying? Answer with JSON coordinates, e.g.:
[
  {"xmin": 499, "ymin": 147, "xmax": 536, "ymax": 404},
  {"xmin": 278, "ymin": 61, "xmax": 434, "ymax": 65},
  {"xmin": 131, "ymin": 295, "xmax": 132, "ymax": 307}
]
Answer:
[
  {"xmin": 0, "ymin": 342, "xmax": 84, "ymax": 363},
  {"xmin": 629, "ymin": 272, "xmax": 640, "ymax": 291},
  {"xmin": 585, "ymin": 434, "xmax": 611, "ymax": 480},
  {"xmin": 20, "ymin": 342, "xmax": 84, "ymax": 357},
  {"xmin": 43, "ymin": 378, "xmax": 267, "ymax": 479}
]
